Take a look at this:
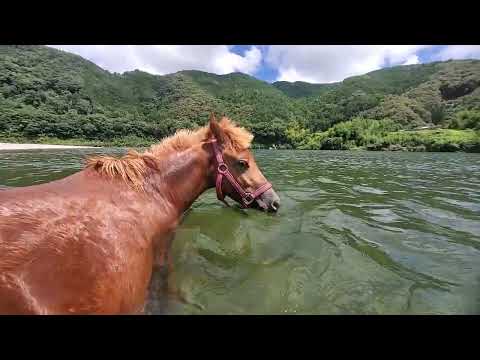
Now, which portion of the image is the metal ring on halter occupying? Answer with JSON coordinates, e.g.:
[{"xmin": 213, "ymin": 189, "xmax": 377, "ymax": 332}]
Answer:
[
  {"xmin": 243, "ymin": 193, "xmax": 254, "ymax": 205},
  {"xmin": 218, "ymin": 163, "xmax": 228, "ymax": 174}
]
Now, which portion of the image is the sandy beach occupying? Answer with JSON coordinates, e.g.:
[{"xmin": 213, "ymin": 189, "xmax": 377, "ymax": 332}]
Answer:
[{"xmin": 0, "ymin": 143, "xmax": 99, "ymax": 150}]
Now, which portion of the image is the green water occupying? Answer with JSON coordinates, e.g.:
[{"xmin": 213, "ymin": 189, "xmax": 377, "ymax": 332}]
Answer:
[{"xmin": 1, "ymin": 149, "xmax": 480, "ymax": 314}]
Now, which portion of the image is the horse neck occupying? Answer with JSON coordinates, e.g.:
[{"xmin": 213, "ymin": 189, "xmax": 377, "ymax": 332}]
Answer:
[{"xmin": 145, "ymin": 142, "xmax": 214, "ymax": 216}]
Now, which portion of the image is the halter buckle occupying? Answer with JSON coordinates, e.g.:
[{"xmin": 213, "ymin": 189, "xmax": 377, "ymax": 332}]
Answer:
[
  {"xmin": 243, "ymin": 192, "xmax": 255, "ymax": 205},
  {"xmin": 218, "ymin": 163, "xmax": 228, "ymax": 174}
]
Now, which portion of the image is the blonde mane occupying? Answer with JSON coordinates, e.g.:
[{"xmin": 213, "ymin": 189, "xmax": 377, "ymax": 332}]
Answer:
[{"xmin": 85, "ymin": 117, "xmax": 253, "ymax": 191}]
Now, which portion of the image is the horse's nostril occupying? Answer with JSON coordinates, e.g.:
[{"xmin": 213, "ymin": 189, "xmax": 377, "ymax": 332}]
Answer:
[{"xmin": 271, "ymin": 200, "xmax": 280, "ymax": 211}]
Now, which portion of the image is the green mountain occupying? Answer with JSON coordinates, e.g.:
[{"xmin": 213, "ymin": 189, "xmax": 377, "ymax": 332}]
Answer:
[
  {"xmin": 1, "ymin": 45, "xmax": 479, "ymax": 148},
  {"xmin": 272, "ymin": 81, "xmax": 336, "ymax": 98},
  {"xmin": 276, "ymin": 60, "xmax": 480, "ymax": 131}
]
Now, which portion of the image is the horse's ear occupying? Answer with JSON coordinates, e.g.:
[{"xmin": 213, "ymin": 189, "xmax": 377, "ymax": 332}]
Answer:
[
  {"xmin": 209, "ymin": 113, "xmax": 229, "ymax": 146},
  {"xmin": 209, "ymin": 112, "xmax": 217, "ymax": 124}
]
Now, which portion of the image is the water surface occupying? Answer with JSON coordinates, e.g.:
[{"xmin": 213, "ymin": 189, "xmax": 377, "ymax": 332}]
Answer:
[{"xmin": 1, "ymin": 149, "xmax": 479, "ymax": 314}]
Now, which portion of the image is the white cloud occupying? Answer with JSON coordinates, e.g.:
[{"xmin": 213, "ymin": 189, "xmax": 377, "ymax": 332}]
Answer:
[
  {"xmin": 266, "ymin": 45, "xmax": 432, "ymax": 83},
  {"xmin": 215, "ymin": 46, "xmax": 262, "ymax": 74},
  {"xmin": 48, "ymin": 45, "xmax": 262, "ymax": 76},
  {"xmin": 402, "ymin": 54, "xmax": 420, "ymax": 65},
  {"xmin": 276, "ymin": 67, "xmax": 317, "ymax": 83},
  {"xmin": 431, "ymin": 45, "xmax": 480, "ymax": 61}
]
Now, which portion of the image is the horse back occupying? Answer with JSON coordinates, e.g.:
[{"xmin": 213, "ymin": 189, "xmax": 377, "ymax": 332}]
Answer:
[{"xmin": 0, "ymin": 169, "xmax": 157, "ymax": 314}]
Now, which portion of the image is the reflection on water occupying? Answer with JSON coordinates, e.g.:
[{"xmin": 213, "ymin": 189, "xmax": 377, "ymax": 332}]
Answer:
[{"xmin": 1, "ymin": 149, "xmax": 480, "ymax": 314}]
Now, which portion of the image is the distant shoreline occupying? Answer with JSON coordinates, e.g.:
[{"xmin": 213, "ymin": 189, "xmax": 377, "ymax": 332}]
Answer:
[{"xmin": 0, "ymin": 143, "xmax": 99, "ymax": 150}]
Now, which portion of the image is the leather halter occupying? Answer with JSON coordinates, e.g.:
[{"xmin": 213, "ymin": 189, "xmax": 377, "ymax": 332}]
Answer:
[{"xmin": 211, "ymin": 140, "xmax": 272, "ymax": 208}]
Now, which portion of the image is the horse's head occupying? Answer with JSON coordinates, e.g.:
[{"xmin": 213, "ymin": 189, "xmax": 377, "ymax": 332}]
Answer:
[{"xmin": 207, "ymin": 114, "xmax": 280, "ymax": 213}]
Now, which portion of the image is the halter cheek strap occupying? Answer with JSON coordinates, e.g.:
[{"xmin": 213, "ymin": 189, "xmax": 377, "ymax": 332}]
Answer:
[{"xmin": 211, "ymin": 140, "xmax": 272, "ymax": 208}]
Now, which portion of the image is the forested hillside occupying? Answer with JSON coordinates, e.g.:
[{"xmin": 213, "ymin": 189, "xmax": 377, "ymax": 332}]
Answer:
[{"xmin": 1, "ymin": 45, "xmax": 479, "ymax": 150}]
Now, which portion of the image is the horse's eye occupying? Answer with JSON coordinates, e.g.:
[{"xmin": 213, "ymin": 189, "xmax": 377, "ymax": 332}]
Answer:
[{"xmin": 238, "ymin": 159, "xmax": 249, "ymax": 169}]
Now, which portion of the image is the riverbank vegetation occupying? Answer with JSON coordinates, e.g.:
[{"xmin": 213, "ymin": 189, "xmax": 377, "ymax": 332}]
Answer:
[
  {"xmin": 0, "ymin": 134, "xmax": 156, "ymax": 147},
  {"xmin": 285, "ymin": 117, "xmax": 480, "ymax": 152}
]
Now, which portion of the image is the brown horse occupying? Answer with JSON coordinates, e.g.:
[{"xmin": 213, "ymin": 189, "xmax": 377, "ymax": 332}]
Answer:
[{"xmin": 0, "ymin": 115, "xmax": 280, "ymax": 314}]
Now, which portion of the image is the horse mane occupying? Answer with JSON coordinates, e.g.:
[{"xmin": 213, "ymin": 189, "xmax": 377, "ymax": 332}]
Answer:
[{"xmin": 85, "ymin": 117, "xmax": 253, "ymax": 191}]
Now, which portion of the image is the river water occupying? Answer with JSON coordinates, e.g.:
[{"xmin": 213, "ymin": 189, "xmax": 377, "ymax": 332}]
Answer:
[{"xmin": 1, "ymin": 149, "xmax": 479, "ymax": 314}]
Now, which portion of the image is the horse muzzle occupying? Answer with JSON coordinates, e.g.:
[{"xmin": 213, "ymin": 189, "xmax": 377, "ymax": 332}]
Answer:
[{"xmin": 254, "ymin": 188, "xmax": 280, "ymax": 213}]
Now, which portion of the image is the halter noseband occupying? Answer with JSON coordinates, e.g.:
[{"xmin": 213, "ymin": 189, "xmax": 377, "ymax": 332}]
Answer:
[{"xmin": 211, "ymin": 140, "xmax": 272, "ymax": 208}]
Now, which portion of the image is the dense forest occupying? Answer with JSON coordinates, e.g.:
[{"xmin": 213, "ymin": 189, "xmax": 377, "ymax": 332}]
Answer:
[{"xmin": 1, "ymin": 45, "xmax": 479, "ymax": 151}]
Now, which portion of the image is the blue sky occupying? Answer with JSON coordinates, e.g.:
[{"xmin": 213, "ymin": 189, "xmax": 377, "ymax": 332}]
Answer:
[
  {"xmin": 49, "ymin": 45, "xmax": 480, "ymax": 84},
  {"xmin": 231, "ymin": 45, "xmax": 279, "ymax": 82}
]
